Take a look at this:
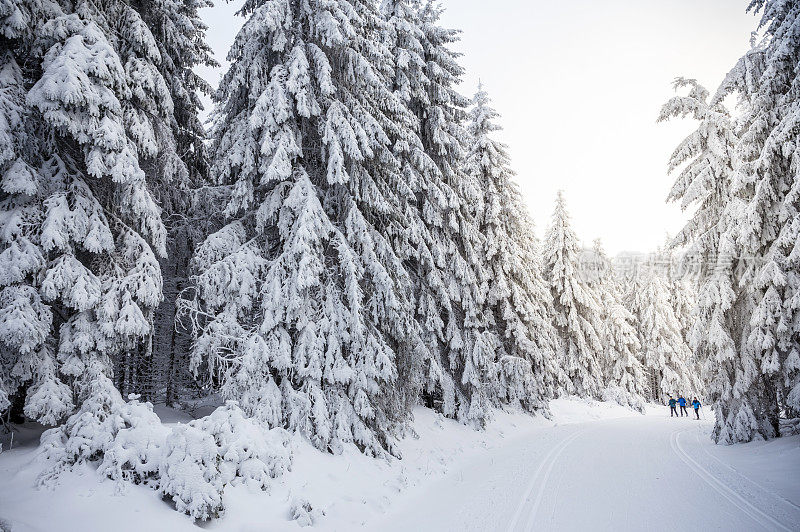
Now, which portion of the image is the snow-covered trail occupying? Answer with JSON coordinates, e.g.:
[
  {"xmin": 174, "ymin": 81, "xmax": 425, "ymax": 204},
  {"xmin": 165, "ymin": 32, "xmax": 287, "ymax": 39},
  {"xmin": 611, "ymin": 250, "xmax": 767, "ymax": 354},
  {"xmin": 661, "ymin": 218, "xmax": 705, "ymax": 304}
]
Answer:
[
  {"xmin": 2, "ymin": 403, "xmax": 797, "ymax": 531},
  {"xmin": 372, "ymin": 415, "xmax": 800, "ymax": 532}
]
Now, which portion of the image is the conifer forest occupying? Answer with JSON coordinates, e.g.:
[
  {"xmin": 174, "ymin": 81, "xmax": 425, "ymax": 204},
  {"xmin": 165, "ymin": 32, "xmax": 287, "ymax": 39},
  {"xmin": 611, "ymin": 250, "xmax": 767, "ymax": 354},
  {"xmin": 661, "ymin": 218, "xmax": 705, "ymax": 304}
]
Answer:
[{"xmin": 0, "ymin": 1, "xmax": 798, "ymax": 530}]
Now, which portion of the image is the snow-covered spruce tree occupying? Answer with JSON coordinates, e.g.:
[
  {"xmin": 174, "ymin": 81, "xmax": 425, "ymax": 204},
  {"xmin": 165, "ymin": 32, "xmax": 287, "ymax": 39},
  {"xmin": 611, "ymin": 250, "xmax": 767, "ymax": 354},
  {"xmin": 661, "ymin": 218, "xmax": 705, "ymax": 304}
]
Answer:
[
  {"xmin": 543, "ymin": 192, "xmax": 605, "ymax": 398},
  {"xmin": 0, "ymin": 25, "xmax": 72, "ymax": 423},
  {"xmin": 670, "ymin": 277, "xmax": 698, "ymax": 346},
  {"xmin": 379, "ymin": 0, "xmax": 434, "ymax": 418},
  {"xmin": 183, "ymin": 0, "xmax": 427, "ymax": 456},
  {"xmin": 465, "ymin": 85, "xmax": 561, "ymax": 410},
  {"xmin": 0, "ymin": 2, "xmax": 170, "ymax": 444},
  {"xmin": 659, "ymin": 78, "xmax": 744, "ymax": 438},
  {"xmin": 380, "ymin": 0, "xmax": 481, "ymax": 424},
  {"xmin": 138, "ymin": 0, "xmax": 215, "ymax": 190},
  {"xmin": 658, "ymin": 79, "xmax": 737, "ymax": 266},
  {"xmin": 626, "ymin": 266, "xmax": 701, "ymax": 402},
  {"xmin": 654, "ymin": 234, "xmax": 699, "ymax": 348},
  {"xmin": 654, "ymin": 237, "xmax": 703, "ymax": 390},
  {"xmin": 0, "ymin": 0, "xmax": 216, "ymax": 468},
  {"xmin": 519, "ymin": 221, "xmax": 569, "ymax": 397},
  {"xmin": 380, "ymin": 0, "xmax": 503, "ymax": 427},
  {"xmin": 416, "ymin": 2, "xmax": 510, "ymax": 426},
  {"xmin": 139, "ymin": 0, "xmax": 217, "ymax": 406},
  {"xmin": 588, "ymin": 241, "xmax": 646, "ymax": 412},
  {"xmin": 698, "ymin": 0, "xmax": 800, "ymax": 441}
]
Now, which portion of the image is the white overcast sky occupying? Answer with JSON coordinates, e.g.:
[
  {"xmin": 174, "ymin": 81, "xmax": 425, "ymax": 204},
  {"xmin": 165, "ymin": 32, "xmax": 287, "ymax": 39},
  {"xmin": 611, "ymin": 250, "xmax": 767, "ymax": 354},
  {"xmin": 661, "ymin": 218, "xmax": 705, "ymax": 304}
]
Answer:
[{"xmin": 198, "ymin": 0, "xmax": 758, "ymax": 254}]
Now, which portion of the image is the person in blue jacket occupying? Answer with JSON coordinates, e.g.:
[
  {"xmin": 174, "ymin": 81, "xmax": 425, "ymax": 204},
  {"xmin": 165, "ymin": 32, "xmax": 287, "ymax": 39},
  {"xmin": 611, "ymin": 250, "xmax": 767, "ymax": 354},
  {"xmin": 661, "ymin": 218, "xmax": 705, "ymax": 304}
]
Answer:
[
  {"xmin": 668, "ymin": 396, "xmax": 678, "ymax": 417},
  {"xmin": 692, "ymin": 397, "xmax": 701, "ymax": 420},
  {"xmin": 678, "ymin": 395, "xmax": 688, "ymax": 417}
]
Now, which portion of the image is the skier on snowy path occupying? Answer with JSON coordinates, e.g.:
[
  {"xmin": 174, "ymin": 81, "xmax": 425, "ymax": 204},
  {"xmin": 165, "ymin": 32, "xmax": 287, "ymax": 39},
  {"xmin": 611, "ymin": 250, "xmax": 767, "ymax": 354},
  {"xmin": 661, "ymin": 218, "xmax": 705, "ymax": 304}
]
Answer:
[
  {"xmin": 678, "ymin": 395, "xmax": 688, "ymax": 417},
  {"xmin": 692, "ymin": 398, "xmax": 701, "ymax": 420},
  {"xmin": 668, "ymin": 397, "xmax": 678, "ymax": 417}
]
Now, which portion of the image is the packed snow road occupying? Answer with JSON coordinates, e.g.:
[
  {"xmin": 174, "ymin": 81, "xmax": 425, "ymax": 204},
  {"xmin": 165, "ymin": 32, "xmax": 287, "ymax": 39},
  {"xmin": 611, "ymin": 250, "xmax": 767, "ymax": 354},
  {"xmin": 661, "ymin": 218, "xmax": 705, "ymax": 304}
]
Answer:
[{"xmin": 373, "ymin": 414, "xmax": 800, "ymax": 532}]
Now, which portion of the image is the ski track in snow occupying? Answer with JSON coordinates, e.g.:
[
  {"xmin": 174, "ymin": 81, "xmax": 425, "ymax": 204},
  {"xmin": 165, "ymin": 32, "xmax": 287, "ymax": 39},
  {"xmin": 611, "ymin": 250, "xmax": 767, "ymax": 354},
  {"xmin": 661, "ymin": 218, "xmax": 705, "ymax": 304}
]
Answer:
[
  {"xmin": 693, "ymin": 428, "xmax": 800, "ymax": 513},
  {"xmin": 671, "ymin": 427, "xmax": 793, "ymax": 531},
  {"xmin": 506, "ymin": 428, "xmax": 587, "ymax": 532},
  {"xmin": 375, "ymin": 414, "xmax": 800, "ymax": 532}
]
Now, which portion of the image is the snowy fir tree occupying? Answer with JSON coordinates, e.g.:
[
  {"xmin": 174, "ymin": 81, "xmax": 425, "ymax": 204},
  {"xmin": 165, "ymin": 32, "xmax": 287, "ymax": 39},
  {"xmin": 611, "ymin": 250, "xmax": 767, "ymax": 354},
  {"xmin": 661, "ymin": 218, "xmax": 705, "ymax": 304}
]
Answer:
[
  {"xmin": 659, "ymin": 79, "xmax": 737, "ymax": 267},
  {"xmin": 587, "ymin": 241, "xmax": 646, "ymax": 411},
  {"xmin": 653, "ymin": 235, "xmax": 698, "ymax": 345},
  {"xmin": 0, "ymin": 0, "xmax": 165, "ymax": 434},
  {"xmin": 380, "ymin": 0, "xmax": 498, "ymax": 426},
  {"xmin": 662, "ymin": 2, "xmax": 800, "ymax": 442},
  {"xmin": 660, "ymin": 79, "xmax": 741, "ymax": 434},
  {"xmin": 626, "ymin": 265, "xmax": 701, "ymax": 403},
  {"xmin": 670, "ymin": 277, "xmax": 698, "ymax": 347},
  {"xmin": 662, "ymin": 90, "xmax": 737, "ymax": 436},
  {"xmin": 465, "ymin": 85, "xmax": 561, "ymax": 410},
  {"xmin": 709, "ymin": 0, "xmax": 800, "ymax": 441},
  {"xmin": 543, "ymin": 192, "xmax": 605, "ymax": 398},
  {"xmin": 379, "ymin": 0, "xmax": 436, "ymax": 417},
  {"xmin": 181, "ymin": 0, "xmax": 443, "ymax": 456},
  {"xmin": 0, "ymin": 0, "xmax": 216, "ymax": 477},
  {"xmin": 651, "ymin": 236, "xmax": 703, "ymax": 389},
  {"xmin": 140, "ymin": 0, "xmax": 218, "ymax": 407}
]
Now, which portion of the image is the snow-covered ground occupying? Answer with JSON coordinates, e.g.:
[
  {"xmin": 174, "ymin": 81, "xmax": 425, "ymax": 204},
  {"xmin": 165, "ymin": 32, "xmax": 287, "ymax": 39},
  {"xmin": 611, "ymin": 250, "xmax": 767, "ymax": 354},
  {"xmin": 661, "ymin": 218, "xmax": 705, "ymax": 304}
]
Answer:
[
  {"xmin": 373, "ymin": 410, "xmax": 800, "ymax": 532},
  {"xmin": 0, "ymin": 399, "xmax": 798, "ymax": 531}
]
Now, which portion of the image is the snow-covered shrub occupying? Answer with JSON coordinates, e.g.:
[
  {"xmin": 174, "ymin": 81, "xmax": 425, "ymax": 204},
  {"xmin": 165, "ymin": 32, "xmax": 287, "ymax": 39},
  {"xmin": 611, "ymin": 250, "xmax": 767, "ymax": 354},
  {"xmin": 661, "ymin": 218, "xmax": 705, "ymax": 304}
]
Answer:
[
  {"xmin": 159, "ymin": 423, "xmax": 224, "ymax": 520},
  {"xmin": 290, "ymin": 497, "xmax": 324, "ymax": 528},
  {"xmin": 780, "ymin": 418, "xmax": 800, "ymax": 437},
  {"xmin": 159, "ymin": 402, "xmax": 291, "ymax": 520},
  {"xmin": 602, "ymin": 386, "xmax": 645, "ymax": 414},
  {"xmin": 195, "ymin": 401, "xmax": 291, "ymax": 486},
  {"xmin": 38, "ymin": 372, "xmax": 165, "ymax": 485},
  {"xmin": 39, "ymin": 393, "xmax": 292, "ymax": 521},
  {"xmin": 99, "ymin": 397, "xmax": 169, "ymax": 486},
  {"xmin": 40, "ymin": 372, "xmax": 137, "ymax": 467}
]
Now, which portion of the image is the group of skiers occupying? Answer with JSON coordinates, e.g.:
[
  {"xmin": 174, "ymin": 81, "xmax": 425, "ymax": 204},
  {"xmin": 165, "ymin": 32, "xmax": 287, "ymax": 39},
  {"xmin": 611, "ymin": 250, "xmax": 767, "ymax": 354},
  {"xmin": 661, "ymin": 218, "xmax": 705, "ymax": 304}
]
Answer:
[{"xmin": 667, "ymin": 395, "xmax": 701, "ymax": 419}]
